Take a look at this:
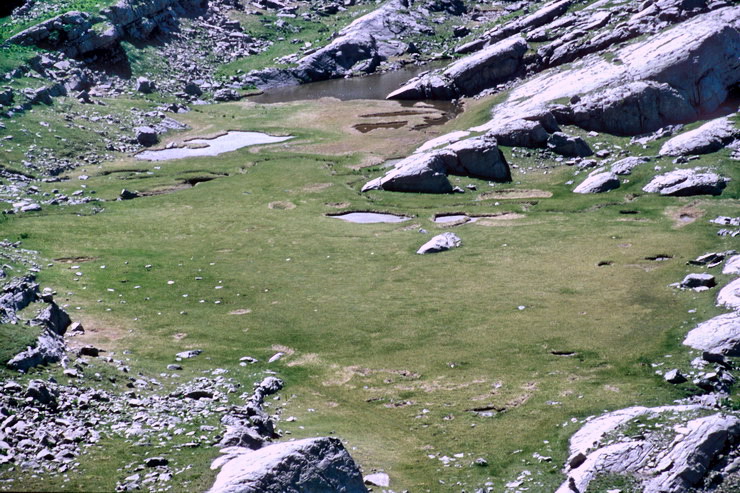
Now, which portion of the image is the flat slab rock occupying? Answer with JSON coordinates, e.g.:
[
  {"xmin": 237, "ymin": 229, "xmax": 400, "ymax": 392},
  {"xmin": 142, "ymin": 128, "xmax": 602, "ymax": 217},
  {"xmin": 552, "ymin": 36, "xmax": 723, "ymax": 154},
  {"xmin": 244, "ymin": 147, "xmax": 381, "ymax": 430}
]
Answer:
[
  {"xmin": 684, "ymin": 311, "xmax": 740, "ymax": 356},
  {"xmin": 208, "ymin": 437, "xmax": 368, "ymax": 493}
]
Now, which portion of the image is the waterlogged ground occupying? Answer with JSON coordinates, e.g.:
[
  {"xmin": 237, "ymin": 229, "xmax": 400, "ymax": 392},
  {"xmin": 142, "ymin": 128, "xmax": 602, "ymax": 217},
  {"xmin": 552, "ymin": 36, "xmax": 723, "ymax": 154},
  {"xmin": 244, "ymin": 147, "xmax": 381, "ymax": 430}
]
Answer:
[{"xmin": 1, "ymin": 93, "xmax": 739, "ymax": 491}]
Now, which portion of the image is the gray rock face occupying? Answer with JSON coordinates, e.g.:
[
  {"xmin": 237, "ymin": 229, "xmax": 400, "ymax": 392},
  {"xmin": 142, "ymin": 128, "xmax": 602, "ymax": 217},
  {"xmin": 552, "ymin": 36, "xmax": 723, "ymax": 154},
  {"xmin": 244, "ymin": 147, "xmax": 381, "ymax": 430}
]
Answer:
[
  {"xmin": 208, "ymin": 437, "xmax": 368, "ymax": 493},
  {"xmin": 659, "ymin": 116, "xmax": 739, "ymax": 156},
  {"xmin": 717, "ymin": 278, "xmax": 740, "ymax": 311},
  {"xmin": 417, "ymin": 232, "xmax": 461, "ymax": 254},
  {"xmin": 684, "ymin": 311, "xmax": 740, "ymax": 356},
  {"xmin": 7, "ymin": 330, "xmax": 66, "ymax": 372},
  {"xmin": 610, "ymin": 156, "xmax": 649, "ymax": 175},
  {"xmin": 573, "ymin": 171, "xmax": 620, "ymax": 194},
  {"xmin": 388, "ymin": 36, "xmax": 528, "ymax": 99},
  {"xmin": 723, "ymin": 255, "xmax": 740, "ymax": 275},
  {"xmin": 642, "ymin": 167, "xmax": 728, "ymax": 196},
  {"xmin": 362, "ymin": 135, "xmax": 510, "ymax": 193},
  {"xmin": 547, "ymin": 132, "xmax": 593, "ymax": 157},
  {"xmin": 213, "ymin": 88, "xmax": 240, "ymax": 102},
  {"xmin": 570, "ymin": 81, "xmax": 698, "ymax": 136}
]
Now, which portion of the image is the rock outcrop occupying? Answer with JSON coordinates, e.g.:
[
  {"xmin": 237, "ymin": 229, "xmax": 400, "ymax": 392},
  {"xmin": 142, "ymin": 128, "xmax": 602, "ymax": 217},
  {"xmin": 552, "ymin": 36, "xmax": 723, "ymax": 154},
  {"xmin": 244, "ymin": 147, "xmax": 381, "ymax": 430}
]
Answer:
[
  {"xmin": 208, "ymin": 437, "xmax": 368, "ymax": 493},
  {"xmin": 387, "ymin": 36, "xmax": 528, "ymax": 99},
  {"xmin": 660, "ymin": 116, "xmax": 739, "ymax": 156},
  {"xmin": 684, "ymin": 311, "xmax": 740, "ymax": 356},
  {"xmin": 717, "ymin": 278, "xmax": 740, "ymax": 311},
  {"xmin": 8, "ymin": 0, "xmax": 208, "ymax": 59},
  {"xmin": 642, "ymin": 168, "xmax": 728, "ymax": 196},
  {"xmin": 557, "ymin": 406, "xmax": 740, "ymax": 493},
  {"xmin": 362, "ymin": 135, "xmax": 510, "ymax": 193}
]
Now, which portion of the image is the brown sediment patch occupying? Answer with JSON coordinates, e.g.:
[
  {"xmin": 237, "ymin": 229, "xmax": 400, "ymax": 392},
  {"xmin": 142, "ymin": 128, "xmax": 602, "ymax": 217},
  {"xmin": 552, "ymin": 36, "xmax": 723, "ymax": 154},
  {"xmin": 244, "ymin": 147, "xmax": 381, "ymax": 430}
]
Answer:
[
  {"xmin": 322, "ymin": 365, "xmax": 421, "ymax": 386},
  {"xmin": 172, "ymin": 332, "xmax": 187, "ymax": 340},
  {"xmin": 666, "ymin": 203, "xmax": 705, "ymax": 227},
  {"xmin": 229, "ymin": 309, "xmax": 252, "ymax": 315},
  {"xmin": 398, "ymin": 223, "xmax": 422, "ymax": 231},
  {"xmin": 477, "ymin": 189, "xmax": 553, "ymax": 200},
  {"xmin": 286, "ymin": 353, "xmax": 321, "ymax": 367},
  {"xmin": 54, "ymin": 256, "xmax": 97, "ymax": 263},
  {"xmin": 268, "ymin": 201, "xmax": 296, "ymax": 210},
  {"xmin": 271, "ymin": 344, "xmax": 295, "ymax": 356},
  {"xmin": 302, "ymin": 182, "xmax": 333, "ymax": 193},
  {"xmin": 139, "ymin": 184, "xmax": 191, "ymax": 196},
  {"xmin": 474, "ymin": 213, "xmax": 526, "ymax": 226},
  {"xmin": 326, "ymin": 202, "xmax": 350, "ymax": 208},
  {"xmin": 353, "ymin": 121, "xmax": 407, "ymax": 133},
  {"xmin": 359, "ymin": 110, "xmax": 436, "ymax": 118}
]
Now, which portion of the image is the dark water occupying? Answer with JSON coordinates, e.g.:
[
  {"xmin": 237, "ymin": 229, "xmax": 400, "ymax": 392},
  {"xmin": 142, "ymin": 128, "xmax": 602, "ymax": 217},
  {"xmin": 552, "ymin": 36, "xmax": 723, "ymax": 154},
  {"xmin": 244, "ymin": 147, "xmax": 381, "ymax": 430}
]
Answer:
[{"xmin": 247, "ymin": 62, "xmax": 453, "ymax": 111}]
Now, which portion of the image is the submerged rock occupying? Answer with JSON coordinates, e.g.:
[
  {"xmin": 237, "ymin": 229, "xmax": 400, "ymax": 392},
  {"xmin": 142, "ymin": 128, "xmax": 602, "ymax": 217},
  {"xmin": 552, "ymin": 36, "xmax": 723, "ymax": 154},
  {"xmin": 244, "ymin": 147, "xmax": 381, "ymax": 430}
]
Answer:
[{"xmin": 208, "ymin": 437, "xmax": 368, "ymax": 493}]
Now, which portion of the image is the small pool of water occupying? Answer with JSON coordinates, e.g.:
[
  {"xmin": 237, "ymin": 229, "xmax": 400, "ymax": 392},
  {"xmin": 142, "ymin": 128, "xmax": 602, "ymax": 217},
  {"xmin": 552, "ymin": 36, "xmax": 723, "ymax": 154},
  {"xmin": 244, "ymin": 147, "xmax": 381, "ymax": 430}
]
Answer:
[
  {"xmin": 329, "ymin": 212, "xmax": 411, "ymax": 223},
  {"xmin": 136, "ymin": 131, "xmax": 293, "ymax": 161},
  {"xmin": 434, "ymin": 214, "xmax": 478, "ymax": 224}
]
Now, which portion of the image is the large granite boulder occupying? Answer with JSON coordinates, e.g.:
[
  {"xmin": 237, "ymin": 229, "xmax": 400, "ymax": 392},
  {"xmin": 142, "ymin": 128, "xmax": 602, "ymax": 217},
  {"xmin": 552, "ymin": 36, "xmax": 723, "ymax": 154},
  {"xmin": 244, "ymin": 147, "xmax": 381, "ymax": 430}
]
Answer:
[
  {"xmin": 659, "ymin": 115, "xmax": 739, "ymax": 156},
  {"xmin": 573, "ymin": 171, "xmax": 620, "ymax": 194},
  {"xmin": 361, "ymin": 152, "xmax": 452, "ymax": 193},
  {"xmin": 642, "ymin": 168, "xmax": 728, "ymax": 196},
  {"xmin": 547, "ymin": 132, "xmax": 593, "ymax": 157},
  {"xmin": 294, "ymin": 31, "xmax": 380, "ymax": 82},
  {"xmin": 684, "ymin": 311, "xmax": 740, "ymax": 356},
  {"xmin": 208, "ymin": 437, "xmax": 368, "ymax": 493},
  {"xmin": 610, "ymin": 156, "xmax": 649, "ymax": 175},
  {"xmin": 362, "ymin": 135, "xmax": 510, "ymax": 193},
  {"xmin": 484, "ymin": 119, "xmax": 551, "ymax": 148}
]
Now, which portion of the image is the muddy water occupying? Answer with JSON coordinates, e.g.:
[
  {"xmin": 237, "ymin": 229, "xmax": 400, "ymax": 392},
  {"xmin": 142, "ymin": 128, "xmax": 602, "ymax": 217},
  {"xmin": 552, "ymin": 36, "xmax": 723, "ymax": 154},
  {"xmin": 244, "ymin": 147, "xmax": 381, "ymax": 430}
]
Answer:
[{"xmin": 136, "ymin": 131, "xmax": 293, "ymax": 161}]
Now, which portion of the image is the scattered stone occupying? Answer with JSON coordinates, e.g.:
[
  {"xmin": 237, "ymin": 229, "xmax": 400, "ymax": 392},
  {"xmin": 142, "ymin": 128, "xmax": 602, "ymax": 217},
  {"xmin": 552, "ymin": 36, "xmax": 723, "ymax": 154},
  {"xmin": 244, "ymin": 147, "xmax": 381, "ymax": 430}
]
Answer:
[
  {"xmin": 417, "ymin": 232, "xmax": 461, "ymax": 254},
  {"xmin": 176, "ymin": 349, "xmax": 203, "ymax": 359},
  {"xmin": 679, "ymin": 273, "xmax": 716, "ymax": 290},
  {"xmin": 660, "ymin": 116, "xmax": 739, "ymax": 156},
  {"xmin": 136, "ymin": 77, "xmax": 156, "ymax": 94},
  {"xmin": 364, "ymin": 472, "xmax": 390, "ymax": 487},
  {"xmin": 135, "ymin": 126, "xmax": 158, "ymax": 147},
  {"xmin": 663, "ymin": 369, "xmax": 687, "ymax": 384},
  {"xmin": 547, "ymin": 132, "xmax": 593, "ymax": 157}
]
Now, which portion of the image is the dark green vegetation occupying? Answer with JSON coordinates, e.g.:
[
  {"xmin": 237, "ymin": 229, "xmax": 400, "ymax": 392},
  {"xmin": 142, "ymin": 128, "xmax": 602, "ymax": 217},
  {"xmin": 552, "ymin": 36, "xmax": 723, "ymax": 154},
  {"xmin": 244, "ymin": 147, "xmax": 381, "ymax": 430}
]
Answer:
[
  {"xmin": 0, "ymin": 89, "xmax": 738, "ymax": 490},
  {"xmin": 0, "ymin": 323, "xmax": 41, "ymax": 365}
]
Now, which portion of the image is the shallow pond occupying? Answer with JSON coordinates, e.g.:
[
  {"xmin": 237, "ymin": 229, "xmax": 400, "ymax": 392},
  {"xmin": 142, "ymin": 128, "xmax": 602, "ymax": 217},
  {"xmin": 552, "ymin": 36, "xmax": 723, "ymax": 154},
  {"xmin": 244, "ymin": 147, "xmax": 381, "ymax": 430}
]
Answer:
[
  {"xmin": 329, "ymin": 212, "xmax": 411, "ymax": 223},
  {"xmin": 248, "ymin": 62, "xmax": 449, "ymax": 104},
  {"xmin": 434, "ymin": 214, "xmax": 479, "ymax": 224},
  {"xmin": 136, "ymin": 131, "xmax": 293, "ymax": 161}
]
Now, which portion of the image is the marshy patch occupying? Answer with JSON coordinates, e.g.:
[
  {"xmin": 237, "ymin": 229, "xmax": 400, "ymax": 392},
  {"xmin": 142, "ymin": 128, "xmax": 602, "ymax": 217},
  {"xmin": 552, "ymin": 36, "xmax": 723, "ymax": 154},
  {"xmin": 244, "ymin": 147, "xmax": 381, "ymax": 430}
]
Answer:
[
  {"xmin": 327, "ymin": 211, "xmax": 411, "ymax": 223},
  {"xmin": 99, "ymin": 168, "xmax": 148, "ymax": 177},
  {"xmin": 268, "ymin": 201, "xmax": 296, "ymax": 210},
  {"xmin": 135, "ymin": 131, "xmax": 293, "ymax": 161},
  {"xmin": 54, "ymin": 256, "xmax": 97, "ymax": 263},
  {"xmin": 353, "ymin": 121, "xmax": 408, "ymax": 133},
  {"xmin": 666, "ymin": 203, "xmax": 705, "ymax": 227},
  {"xmin": 477, "ymin": 189, "xmax": 553, "ymax": 200}
]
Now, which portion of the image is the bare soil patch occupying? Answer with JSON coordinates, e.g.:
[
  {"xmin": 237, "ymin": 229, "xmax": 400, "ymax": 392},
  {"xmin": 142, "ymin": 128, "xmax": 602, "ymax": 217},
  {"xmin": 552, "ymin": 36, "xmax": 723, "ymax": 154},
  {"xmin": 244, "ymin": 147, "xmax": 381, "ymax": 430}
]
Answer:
[{"xmin": 477, "ymin": 189, "xmax": 553, "ymax": 200}]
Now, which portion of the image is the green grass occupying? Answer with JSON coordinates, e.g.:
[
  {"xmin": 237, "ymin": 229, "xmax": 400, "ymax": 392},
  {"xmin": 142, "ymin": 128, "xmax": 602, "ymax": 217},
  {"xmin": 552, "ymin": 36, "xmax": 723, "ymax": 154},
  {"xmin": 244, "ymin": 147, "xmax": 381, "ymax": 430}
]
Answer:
[
  {"xmin": 1, "ymin": 95, "xmax": 738, "ymax": 491},
  {"xmin": 0, "ymin": 323, "xmax": 42, "ymax": 365}
]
